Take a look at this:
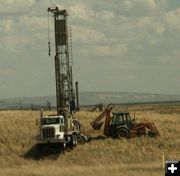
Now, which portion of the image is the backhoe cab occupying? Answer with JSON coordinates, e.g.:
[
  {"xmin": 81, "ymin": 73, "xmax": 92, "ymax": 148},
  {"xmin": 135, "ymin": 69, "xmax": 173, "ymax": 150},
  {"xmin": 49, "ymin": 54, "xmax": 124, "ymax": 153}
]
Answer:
[{"xmin": 108, "ymin": 112, "xmax": 133, "ymax": 138}]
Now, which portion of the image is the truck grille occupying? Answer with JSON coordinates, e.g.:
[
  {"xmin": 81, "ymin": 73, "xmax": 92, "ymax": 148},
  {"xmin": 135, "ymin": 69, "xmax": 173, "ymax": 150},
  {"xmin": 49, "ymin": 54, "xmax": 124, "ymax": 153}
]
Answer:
[{"xmin": 42, "ymin": 127, "xmax": 55, "ymax": 138}]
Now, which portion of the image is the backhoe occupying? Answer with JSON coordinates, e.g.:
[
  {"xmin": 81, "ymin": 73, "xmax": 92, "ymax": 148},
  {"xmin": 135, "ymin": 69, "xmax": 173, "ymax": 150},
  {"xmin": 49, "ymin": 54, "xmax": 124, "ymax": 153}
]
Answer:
[{"xmin": 91, "ymin": 104, "xmax": 160, "ymax": 138}]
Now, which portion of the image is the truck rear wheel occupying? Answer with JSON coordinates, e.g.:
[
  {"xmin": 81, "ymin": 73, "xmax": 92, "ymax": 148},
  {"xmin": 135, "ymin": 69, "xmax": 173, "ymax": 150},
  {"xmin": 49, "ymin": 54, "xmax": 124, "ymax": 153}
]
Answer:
[
  {"xmin": 116, "ymin": 128, "xmax": 129, "ymax": 138},
  {"xmin": 69, "ymin": 138, "xmax": 77, "ymax": 148},
  {"xmin": 72, "ymin": 140, "xmax": 77, "ymax": 147},
  {"xmin": 70, "ymin": 134, "xmax": 78, "ymax": 148},
  {"xmin": 77, "ymin": 134, "xmax": 88, "ymax": 144}
]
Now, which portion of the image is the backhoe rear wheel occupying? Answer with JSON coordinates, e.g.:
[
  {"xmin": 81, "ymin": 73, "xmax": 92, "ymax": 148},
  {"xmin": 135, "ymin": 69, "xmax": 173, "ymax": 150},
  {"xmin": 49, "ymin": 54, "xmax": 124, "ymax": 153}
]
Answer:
[{"xmin": 116, "ymin": 128, "xmax": 129, "ymax": 138}]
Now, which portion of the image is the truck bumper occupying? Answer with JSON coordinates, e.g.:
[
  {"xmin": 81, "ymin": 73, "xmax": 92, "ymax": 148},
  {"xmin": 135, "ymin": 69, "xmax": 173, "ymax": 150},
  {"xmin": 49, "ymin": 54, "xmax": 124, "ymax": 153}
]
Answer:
[{"xmin": 36, "ymin": 138, "xmax": 65, "ymax": 144}]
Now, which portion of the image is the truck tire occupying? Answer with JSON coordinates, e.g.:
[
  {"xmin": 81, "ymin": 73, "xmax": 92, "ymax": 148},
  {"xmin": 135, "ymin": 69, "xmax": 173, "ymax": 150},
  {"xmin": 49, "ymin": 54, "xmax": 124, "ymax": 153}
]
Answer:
[
  {"xmin": 69, "ymin": 135, "xmax": 77, "ymax": 148},
  {"xmin": 77, "ymin": 134, "xmax": 88, "ymax": 144},
  {"xmin": 63, "ymin": 142, "xmax": 66, "ymax": 149},
  {"xmin": 60, "ymin": 142, "xmax": 66, "ymax": 154},
  {"xmin": 72, "ymin": 140, "xmax": 77, "ymax": 147},
  {"xmin": 116, "ymin": 128, "xmax": 129, "ymax": 138}
]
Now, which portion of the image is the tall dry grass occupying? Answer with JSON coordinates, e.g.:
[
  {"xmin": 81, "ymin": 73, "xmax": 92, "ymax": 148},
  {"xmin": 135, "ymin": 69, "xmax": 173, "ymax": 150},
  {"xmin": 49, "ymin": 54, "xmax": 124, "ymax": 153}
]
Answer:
[{"xmin": 0, "ymin": 104, "xmax": 179, "ymax": 176}]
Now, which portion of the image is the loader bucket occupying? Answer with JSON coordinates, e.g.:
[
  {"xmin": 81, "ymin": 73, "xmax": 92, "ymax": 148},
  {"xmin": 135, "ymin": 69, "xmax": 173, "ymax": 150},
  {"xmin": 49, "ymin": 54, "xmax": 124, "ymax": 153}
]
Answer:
[
  {"xmin": 143, "ymin": 120, "xmax": 160, "ymax": 137},
  {"xmin": 91, "ymin": 122, "xmax": 104, "ymax": 130},
  {"xmin": 132, "ymin": 119, "xmax": 160, "ymax": 137}
]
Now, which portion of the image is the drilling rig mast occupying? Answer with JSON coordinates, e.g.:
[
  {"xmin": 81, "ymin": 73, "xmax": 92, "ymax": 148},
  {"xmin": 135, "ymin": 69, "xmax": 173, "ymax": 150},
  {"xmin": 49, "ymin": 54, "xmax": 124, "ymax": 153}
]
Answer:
[
  {"xmin": 36, "ymin": 7, "xmax": 81, "ymax": 148},
  {"xmin": 48, "ymin": 7, "xmax": 75, "ymax": 114}
]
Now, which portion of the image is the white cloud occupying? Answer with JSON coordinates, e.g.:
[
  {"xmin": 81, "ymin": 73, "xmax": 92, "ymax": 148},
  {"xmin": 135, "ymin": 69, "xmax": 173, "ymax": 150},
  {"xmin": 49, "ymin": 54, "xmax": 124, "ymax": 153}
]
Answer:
[
  {"xmin": 69, "ymin": 4, "xmax": 94, "ymax": 21},
  {"xmin": 95, "ymin": 44, "xmax": 128, "ymax": 57},
  {"xmin": 146, "ymin": 0, "xmax": 157, "ymax": 10},
  {"xmin": 136, "ymin": 16, "xmax": 165, "ymax": 35},
  {"xmin": 72, "ymin": 26, "xmax": 106, "ymax": 43},
  {"xmin": 5, "ymin": 20, "xmax": 14, "ymax": 32},
  {"xmin": 123, "ymin": 1, "xmax": 132, "ymax": 10},
  {"xmin": 164, "ymin": 7, "xmax": 180, "ymax": 29},
  {"xmin": 95, "ymin": 10, "xmax": 115, "ymax": 20},
  {"xmin": 18, "ymin": 16, "xmax": 47, "ymax": 32},
  {"xmin": 122, "ymin": 0, "xmax": 167, "ymax": 16},
  {"xmin": 0, "ymin": 0, "xmax": 35, "ymax": 13},
  {"xmin": 0, "ymin": 0, "xmax": 180, "ymax": 97},
  {"xmin": 80, "ymin": 44, "xmax": 128, "ymax": 58},
  {"xmin": 0, "ymin": 19, "xmax": 14, "ymax": 33},
  {"xmin": 125, "ymin": 0, "xmax": 157, "ymax": 10},
  {"xmin": 0, "ymin": 35, "xmax": 27, "ymax": 54},
  {"xmin": 0, "ymin": 15, "xmax": 47, "ymax": 54}
]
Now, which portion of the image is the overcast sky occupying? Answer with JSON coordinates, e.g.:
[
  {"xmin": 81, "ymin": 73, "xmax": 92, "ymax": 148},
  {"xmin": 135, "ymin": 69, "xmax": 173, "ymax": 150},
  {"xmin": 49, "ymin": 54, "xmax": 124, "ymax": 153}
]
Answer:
[{"xmin": 0, "ymin": 0, "xmax": 180, "ymax": 98}]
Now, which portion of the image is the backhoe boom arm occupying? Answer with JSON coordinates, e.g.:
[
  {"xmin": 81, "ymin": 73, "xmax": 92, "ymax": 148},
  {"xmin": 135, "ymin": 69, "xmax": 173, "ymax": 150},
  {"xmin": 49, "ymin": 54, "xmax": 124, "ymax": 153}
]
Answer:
[{"xmin": 91, "ymin": 104, "xmax": 114, "ymax": 132}]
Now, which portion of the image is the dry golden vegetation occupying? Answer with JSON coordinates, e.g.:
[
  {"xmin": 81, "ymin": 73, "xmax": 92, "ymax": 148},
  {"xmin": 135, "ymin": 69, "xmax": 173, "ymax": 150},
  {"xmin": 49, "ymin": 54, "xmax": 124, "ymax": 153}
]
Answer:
[{"xmin": 0, "ymin": 104, "xmax": 180, "ymax": 176}]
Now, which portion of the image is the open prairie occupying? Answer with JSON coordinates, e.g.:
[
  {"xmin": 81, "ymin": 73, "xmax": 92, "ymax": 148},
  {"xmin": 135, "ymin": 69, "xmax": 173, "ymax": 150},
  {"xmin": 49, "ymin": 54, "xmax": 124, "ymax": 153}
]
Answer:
[{"xmin": 0, "ymin": 104, "xmax": 180, "ymax": 176}]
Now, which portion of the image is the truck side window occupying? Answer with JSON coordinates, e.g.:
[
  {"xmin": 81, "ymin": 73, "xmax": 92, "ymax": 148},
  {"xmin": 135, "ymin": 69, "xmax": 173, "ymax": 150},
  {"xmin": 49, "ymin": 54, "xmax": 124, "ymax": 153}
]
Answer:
[{"xmin": 61, "ymin": 118, "xmax": 64, "ymax": 124}]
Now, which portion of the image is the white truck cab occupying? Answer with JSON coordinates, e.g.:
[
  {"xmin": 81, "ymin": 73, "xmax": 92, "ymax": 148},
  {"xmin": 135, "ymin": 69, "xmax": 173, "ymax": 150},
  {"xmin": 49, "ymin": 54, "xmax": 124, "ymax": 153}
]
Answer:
[
  {"xmin": 36, "ymin": 113, "xmax": 81, "ymax": 148},
  {"xmin": 37, "ymin": 115, "xmax": 66, "ymax": 145}
]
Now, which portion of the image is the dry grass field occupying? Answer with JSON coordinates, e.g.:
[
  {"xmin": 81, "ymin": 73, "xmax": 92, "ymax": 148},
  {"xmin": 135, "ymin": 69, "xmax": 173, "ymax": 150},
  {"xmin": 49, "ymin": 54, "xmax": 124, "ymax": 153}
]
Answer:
[{"xmin": 0, "ymin": 104, "xmax": 180, "ymax": 176}]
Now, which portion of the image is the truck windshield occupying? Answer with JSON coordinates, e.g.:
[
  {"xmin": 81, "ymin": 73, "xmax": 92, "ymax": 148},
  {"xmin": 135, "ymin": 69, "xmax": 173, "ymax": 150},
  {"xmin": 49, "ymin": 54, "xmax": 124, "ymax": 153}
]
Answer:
[{"xmin": 41, "ymin": 118, "xmax": 60, "ymax": 125}]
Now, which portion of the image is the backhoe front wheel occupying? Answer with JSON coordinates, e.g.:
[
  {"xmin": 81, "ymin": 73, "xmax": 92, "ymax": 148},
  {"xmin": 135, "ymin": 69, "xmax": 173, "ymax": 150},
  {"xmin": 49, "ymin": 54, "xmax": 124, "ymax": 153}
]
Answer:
[{"xmin": 116, "ymin": 128, "xmax": 129, "ymax": 138}]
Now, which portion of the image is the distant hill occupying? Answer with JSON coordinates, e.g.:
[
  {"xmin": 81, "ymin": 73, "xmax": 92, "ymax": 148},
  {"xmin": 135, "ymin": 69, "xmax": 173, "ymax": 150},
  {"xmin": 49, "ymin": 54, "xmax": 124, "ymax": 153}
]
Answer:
[
  {"xmin": 79, "ymin": 92, "xmax": 180, "ymax": 105},
  {"xmin": 0, "ymin": 92, "xmax": 180, "ymax": 109}
]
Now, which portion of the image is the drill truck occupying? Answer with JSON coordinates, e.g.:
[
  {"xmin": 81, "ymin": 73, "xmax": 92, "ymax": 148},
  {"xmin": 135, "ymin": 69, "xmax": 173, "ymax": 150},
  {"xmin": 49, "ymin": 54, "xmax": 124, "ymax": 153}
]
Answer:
[
  {"xmin": 36, "ymin": 7, "xmax": 81, "ymax": 149},
  {"xmin": 91, "ymin": 104, "xmax": 160, "ymax": 138},
  {"xmin": 36, "ymin": 109, "xmax": 81, "ymax": 148}
]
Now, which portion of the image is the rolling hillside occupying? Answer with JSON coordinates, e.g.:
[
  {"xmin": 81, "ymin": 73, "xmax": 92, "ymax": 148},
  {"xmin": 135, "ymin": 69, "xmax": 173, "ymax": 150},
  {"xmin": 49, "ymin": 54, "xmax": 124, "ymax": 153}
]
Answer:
[{"xmin": 0, "ymin": 92, "xmax": 180, "ymax": 109}]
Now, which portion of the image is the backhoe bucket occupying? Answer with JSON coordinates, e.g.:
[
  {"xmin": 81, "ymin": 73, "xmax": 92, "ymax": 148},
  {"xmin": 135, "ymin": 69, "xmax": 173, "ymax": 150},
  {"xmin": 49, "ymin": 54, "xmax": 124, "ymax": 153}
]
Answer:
[{"xmin": 91, "ymin": 122, "xmax": 104, "ymax": 130}]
